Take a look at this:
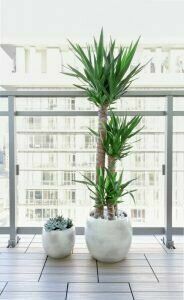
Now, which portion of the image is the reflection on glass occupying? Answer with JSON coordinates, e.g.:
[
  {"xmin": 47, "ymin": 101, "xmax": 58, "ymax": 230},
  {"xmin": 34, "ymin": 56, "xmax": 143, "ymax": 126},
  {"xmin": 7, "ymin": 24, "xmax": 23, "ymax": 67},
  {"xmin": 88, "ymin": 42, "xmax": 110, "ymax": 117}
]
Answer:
[
  {"xmin": 0, "ymin": 98, "xmax": 8, "ymax": 111},
  {"xmin": 173, "ymin": 117, "xmax": 184, "ymax": 226},
  {"xmin": 173, "ymin": 98, "xmax": 184, "ymax": 111},
  {"xmin": 17, "ymin": 111, "xmax": 165, "ymax": 227},
  {"xmin": 0, "ymin": 118, "xmax": 9, "ymax": 226},
  {"xmin": 16, "ymin": 97, "xmax": 165, "ymax": 111}
]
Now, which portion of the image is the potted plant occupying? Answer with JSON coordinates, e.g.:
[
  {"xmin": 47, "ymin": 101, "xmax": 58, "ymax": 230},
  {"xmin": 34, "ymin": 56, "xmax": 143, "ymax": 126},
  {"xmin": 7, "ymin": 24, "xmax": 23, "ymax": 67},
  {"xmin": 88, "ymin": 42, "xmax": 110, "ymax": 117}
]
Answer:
[
  {"xmin": 65, "ymin": 30, "xmax": 143, "ymax": 262},
  {"xmin": 42, "ymin": 215, "xmax": 75, "ymax": 258}
]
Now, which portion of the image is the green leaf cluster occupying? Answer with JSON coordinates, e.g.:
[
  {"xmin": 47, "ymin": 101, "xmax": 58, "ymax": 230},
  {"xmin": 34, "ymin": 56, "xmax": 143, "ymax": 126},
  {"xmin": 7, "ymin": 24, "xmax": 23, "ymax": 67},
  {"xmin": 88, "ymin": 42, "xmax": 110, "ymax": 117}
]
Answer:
[
  {"xmin": 76, "ymin": 168, "xmax": 136, "ymax": 207},
  {"xmin": 65, "ymin": 29, "xmax": 143, "ymax": 107},
  {"xmin": 102, "ymin": 112, "xmax": 143, "ymax": 159}
]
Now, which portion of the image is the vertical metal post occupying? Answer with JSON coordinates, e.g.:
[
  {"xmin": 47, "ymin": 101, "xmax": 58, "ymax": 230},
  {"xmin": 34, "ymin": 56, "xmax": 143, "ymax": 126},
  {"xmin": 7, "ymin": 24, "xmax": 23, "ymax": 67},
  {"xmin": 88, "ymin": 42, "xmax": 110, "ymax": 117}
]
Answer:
[
  {"xmin": 163, "ymin": 96, "xmax": 175, "ymax": 248},
  {"xmin": 8, "ymin": 96, "xmax": 18, "ymax": 247}
]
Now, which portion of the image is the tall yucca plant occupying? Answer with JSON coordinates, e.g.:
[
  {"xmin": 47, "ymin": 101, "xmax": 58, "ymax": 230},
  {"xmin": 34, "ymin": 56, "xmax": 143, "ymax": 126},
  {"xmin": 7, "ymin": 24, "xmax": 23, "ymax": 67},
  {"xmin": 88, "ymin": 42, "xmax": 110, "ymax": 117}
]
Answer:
[{"xmin": 65, "ymin": 29, "xmax": 143, "ymax": 218}]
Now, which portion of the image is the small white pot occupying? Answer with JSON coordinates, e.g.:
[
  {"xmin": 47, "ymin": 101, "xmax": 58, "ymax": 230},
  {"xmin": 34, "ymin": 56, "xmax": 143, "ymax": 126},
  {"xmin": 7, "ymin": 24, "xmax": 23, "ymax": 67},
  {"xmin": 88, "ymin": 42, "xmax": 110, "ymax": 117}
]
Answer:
[
  {"xmin": 42, "ymin": 226, "xmax": 75, "ymax": 258},
  {"xmin": 85, "ymin": 216, "xmax": 132, "ymax": 263}
]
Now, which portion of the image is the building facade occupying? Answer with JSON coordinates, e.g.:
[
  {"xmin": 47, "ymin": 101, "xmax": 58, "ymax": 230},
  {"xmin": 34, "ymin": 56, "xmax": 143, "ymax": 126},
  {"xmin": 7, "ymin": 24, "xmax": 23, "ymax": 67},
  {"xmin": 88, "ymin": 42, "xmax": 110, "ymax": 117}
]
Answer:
[{"xmin": 0, "ymin": 44, "xmax": 183, "ymax": 227}]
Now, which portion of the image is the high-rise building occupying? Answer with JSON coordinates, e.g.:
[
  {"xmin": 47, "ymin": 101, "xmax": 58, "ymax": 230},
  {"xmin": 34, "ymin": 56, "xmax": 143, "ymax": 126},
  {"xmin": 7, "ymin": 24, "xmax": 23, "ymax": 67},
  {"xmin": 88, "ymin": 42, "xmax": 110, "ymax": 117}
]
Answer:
[{"xmin": 0, "ymin": 44, "xmax": 183, "ymax": 227}]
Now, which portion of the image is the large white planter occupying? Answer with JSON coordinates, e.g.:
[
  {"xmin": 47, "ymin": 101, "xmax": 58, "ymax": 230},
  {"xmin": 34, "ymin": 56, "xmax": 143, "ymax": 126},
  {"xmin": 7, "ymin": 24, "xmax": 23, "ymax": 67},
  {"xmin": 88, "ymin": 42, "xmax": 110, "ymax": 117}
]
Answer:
[
  {"xmin": 42, "ymin": 226, "xmax": 75, "ymax": 258},
  {"xmin": 85, "ymin": 216, "xmax": 132, "ymax": 262}
]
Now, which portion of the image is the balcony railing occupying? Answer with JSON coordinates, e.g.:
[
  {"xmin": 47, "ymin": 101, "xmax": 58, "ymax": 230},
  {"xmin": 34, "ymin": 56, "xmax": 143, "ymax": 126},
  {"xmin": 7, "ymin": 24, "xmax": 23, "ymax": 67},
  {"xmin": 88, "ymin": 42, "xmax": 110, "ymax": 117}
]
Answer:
[{"xmin": 0, "ymin": 90, "xmax": 184, "ymax": 248}]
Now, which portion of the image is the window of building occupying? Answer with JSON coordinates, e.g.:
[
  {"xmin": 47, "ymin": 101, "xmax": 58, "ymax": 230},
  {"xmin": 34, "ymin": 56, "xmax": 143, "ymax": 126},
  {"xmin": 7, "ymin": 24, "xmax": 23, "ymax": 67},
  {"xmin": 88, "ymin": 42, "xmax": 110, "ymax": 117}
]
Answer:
[
  {"xmin": 71, "ymin": 99, "xmax": 75, "ymax": 110},
  {"xmin": 83, "ymin": 171, "xmax": 95, "ymax": 182},
  {"xmin": 85, "ymin": 134, "xmax": 96, "ymax": 149},
  {"xmin": 63, "ymin": 190, "xmax": 76, "ymax": 204},
  {"xmin": 25, "ymin": 49, "xmax": 30, "ymax": 73},
  {"xmin": 150, "ymin": 62, "xmax": 155, "ymax": 73},
  {"xmin": 48, "ymin": 117, "xmax": 57, "ymax": 129},
  {"xmin": 48, "ymin": 98, "xmax": 57, "ymax": 110},
  {"xmin": 35, "ymin": 190, "xmax": 42, "ymax": 199},
  {"xmin": 42, "ymin": 171, "xmax": 57, "ymax": 185},
  {"xmin": 149, "ymin": 172, "xmax": 155, "ymax": 186},
  {"xmin": 131, "ymin": 209, "xmax": 145, "ymax": 223},
  {"xmin": 35, "ymin": 209, "xmax": 42, "ymax": 220},
  {"xmin": 63, "ymin": 171, "xmax": 76, "ymax": 185},
  {"xmin": 34, "ymin": 136, "xmax": 42, "ymax": 148},
  {"xmin": 65, "ymin": 117, "xmax": 75, "ymax": 130},
  {"xmin": 41, "ymin": 50, "xmax": 47, "ymax": 73},
  {"xmin": 28, "ymin": 117, "xmax": 41, "ymax": 129}
]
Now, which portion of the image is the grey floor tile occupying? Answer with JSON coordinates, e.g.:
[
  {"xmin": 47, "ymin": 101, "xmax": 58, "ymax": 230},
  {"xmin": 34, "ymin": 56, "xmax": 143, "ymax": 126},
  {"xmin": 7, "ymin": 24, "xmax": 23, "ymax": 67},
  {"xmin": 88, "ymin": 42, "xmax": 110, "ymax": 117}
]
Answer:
[
  {"xmin": 43, "ymin": 266, "xmax": 97, "ymax": 274},
  {"xmin": 73, "ymin": 248, "xmax": 89, "ymax": 253},
  {"xmin": 0, "ymin": 235, "xmax": 9, "ymax": 240},
  {"xmin": 132, "ymin": 236, "xmax": 158, "ymax": 243},
  {"xmin": 99, "ymin": 273, "xmax": 157, "ymax": 283},
  {"xmin": 166, "ymin": 247, "xmax": 184, "ymax": 254},
  {"xmin": 0, "ymin": 266, "xmax": 43, "ymax": 274},
  {"xmin": 0, "ymin": 283, "xmax": 7, "ymax": 293},
  {"xmin": 75, "ymin": 236, "xmax": 85, "ymax": 242},
  {"xmin": 68, "ymin": 282, "xmax": 130, "ymax": 293},
  {"xmin": 133, "ymin": 291, "xmax": 183, "ymax": 300},
  {"xmin": 56, "ymin": 253, "xmax": 92, "ymax": 260},
  {"xmin": 4, "ymin": 282, "xmax": 67, "ymax": 292},
  {"xmin": 18, "ymin": 235, "xmax": 34, "ymax": 241},
  {"xmin": 172, "ymin": 236, "xmax": 184, "ymax": 243},
  {"xmin": 40, "ymin": 274, "xmax": 97, "ymax": 282},
  {"xmin": 98, "ymin": 259, "xmax": 149, "ymax": 267},
  {"xmin": 145, "ymin": 253, "xmax": 184, "ymax": 260},
  {"xmin": 74, "ymin": 244, "xmax": 88, "ymax": 248},
  {"xmin": 98, "ymin": 266, "xmax": 153, "ymax": 274},
  {"xmin": 0, "ymin": 248, "xmax": 27, "ymax": 253},
  {"xmin": 0, "ymin": 242, "xmax": 9, "ymax": 248},
  {"xmin": 156, "ymin": 235, "xmax": 184, "ymax": 244},
  {"xmin": 131, "ymin": 282, "xmax": 184, "ymax": 292},
  {"xmin": 28, "ymin": 243, "xmax": 43, "ymax": 248},
  {"xmin": 157, "ymin": 274, "xmax": 184, "ymax": 282},
  {"xmin": 0, "ymin": 274, "xmax": 39, "ymax": 282},
  {"xmin": 0, "ymin": 292, "xmax": 66, "ymax": 299},
  {"xmin": 122, "ymin": 253, "xmax": 145, "ymax": 259},
  {"xmin": 0, "ymin": 259, "xmax": 45, "ymax": 266},
  {"xmin": 67, "ymin": 293, "xmax": 133, "ymax": 300},
  {"xmin": 0, "ymin": 234, "xmax": 183, "ymax": 298},
  {"xmin": 131, "ymin": 248, "xmax": 165, "ymax": 253},
  {"xmin": 32, "ymin": 236, "xmax": 42, "ymax": 243},
  {"xmin": 26, "ymin": 247, "xmax": 45, "ymax": 253},
  {"xmin": 147, "ymin": 259, "xmax": 184, "ymax": 267},
  {"xmin": 153, "ymin": 266, "xmax": 184, "ymax": 273},
  {"xmin": 0, "ymin": 253, "xmax": 46, "ymax": 260},
  {"xmin": 14, "ymin": 242, "xmax": 31, "ymax": 248},
  {"xmin": 131, "ymin": 243, "xmax": 164, "ymax": 249},
  {"xmin": 46, "ymin": 258, "xmax": 95, "ymax": 267}
]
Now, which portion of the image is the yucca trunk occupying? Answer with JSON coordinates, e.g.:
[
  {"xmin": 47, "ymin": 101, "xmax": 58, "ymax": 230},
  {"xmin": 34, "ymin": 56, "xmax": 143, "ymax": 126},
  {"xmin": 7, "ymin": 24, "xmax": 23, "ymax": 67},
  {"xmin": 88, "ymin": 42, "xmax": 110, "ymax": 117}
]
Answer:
[
  {"xmin": 108, "ymin": 156, "xmax": 116, "ymax": 173},
  {"xmin": 96, "ymin": 105, "xmax": 108, "ymax": 168},
  {"xmin": 108, "ymin": 155, "xmax": 117, "ymax": 219},
  {"xmin": 107, "ymin": 204, "xmax": 116, "ymax": 220},
  {"xmin": 94, "ymin": 105, "xmax": 108, "ymax": 218}
]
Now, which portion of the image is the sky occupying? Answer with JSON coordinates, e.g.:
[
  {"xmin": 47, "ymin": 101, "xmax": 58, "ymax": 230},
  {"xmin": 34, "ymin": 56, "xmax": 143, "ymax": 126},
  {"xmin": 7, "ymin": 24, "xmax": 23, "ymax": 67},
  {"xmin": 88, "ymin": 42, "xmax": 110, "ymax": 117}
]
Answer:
[{"xmin": 0, "ymin": 0, "xmax": 184, "ymax": 45}]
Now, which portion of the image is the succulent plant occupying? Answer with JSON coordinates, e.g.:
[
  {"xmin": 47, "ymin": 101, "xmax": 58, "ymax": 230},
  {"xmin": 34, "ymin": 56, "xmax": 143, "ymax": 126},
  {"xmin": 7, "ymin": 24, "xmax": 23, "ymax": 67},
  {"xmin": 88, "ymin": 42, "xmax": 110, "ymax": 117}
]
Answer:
[{"xmin": 44, "ymin": 215, "xmax": 73, "ymax": 232}]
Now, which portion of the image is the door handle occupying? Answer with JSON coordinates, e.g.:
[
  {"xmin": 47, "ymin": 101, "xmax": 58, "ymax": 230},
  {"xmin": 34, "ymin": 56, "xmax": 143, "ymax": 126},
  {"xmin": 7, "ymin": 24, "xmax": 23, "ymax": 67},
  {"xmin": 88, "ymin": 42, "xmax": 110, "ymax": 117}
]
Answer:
[
  {"xmin": 162, "ymin": 164, "xmax": 165, "ymax": 175},
  {"xmin": 16, "ymin": 164, "xmax": 19, "ymax": 176}
]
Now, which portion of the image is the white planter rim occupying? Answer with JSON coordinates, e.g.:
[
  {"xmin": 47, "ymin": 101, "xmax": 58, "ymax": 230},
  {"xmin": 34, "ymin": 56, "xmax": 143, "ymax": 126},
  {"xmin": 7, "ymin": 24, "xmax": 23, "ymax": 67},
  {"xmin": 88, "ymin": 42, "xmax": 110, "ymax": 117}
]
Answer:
[
  {"xmin": 86, "ymin": 215, "xmax": 129, "ymax": 223},
  {"xmin": 43, "ymin": 225, "xmax": 75, "ymax": 233}
]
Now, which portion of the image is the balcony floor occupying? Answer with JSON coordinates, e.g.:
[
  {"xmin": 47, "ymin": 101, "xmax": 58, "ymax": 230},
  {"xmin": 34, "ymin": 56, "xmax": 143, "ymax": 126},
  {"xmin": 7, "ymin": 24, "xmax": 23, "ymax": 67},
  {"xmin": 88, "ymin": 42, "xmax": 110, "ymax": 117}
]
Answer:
[{"xmin": 0, "ymin": 234, "xmax": 183, "ymax": 299}]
